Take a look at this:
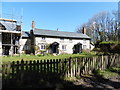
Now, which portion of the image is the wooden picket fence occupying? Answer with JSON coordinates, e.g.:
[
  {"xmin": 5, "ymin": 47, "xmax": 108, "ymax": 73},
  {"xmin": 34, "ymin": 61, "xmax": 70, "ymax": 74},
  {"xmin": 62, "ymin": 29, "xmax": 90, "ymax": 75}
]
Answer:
[{"xmin": 2, "ymin": 54, "xmax": 120, "ymax": 88}]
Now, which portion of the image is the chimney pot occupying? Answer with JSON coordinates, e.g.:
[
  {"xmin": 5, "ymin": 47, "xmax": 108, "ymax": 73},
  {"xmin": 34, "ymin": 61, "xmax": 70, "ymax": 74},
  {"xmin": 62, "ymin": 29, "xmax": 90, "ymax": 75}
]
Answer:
[
  {"xmin": 32, "ymin": 21, "xmax": 35, "ymax": 30},
  {"xmin": 82, "ymin": 27, "xmax": 86, "ymax": 34}
]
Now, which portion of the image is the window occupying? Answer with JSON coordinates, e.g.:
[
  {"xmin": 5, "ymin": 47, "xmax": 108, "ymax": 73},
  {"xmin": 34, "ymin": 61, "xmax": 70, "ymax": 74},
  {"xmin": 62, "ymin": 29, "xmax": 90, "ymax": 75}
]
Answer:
[
  {"xmin": 42, "ymin": 37, "xmax": 45, "ymax": 40},
  {"xmin": 41, "ymin": 44, "xmax": 46, "ymax": 49},
  {"xmin": 83, "ymin": 45, "xmax": 87, "ymax": 50},
  {"xmin": 62, "ymin": 45, "xmax": 67, "ymax": 50}
]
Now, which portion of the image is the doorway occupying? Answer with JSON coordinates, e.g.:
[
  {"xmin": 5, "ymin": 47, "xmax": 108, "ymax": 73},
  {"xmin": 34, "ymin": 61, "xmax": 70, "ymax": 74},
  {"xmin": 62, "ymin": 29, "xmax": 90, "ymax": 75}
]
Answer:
[
  {"xmin": 73, "ymin": 43, "xmax": 82, "ymax": 54},
  {"xmin": 50, "ymin": 42, "xmax": 59, "ymax": 54}
]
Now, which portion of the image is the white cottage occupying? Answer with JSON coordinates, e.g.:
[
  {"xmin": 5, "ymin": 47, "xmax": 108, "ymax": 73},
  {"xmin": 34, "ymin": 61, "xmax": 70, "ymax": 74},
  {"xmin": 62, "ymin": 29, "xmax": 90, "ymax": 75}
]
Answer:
[
  {"xmin": 29, "ymin": 29, "xmax": 91, "ymax": 55},
  {"xmin": 21, "ymin": 21, "xmax": 91, "ymax": 55}
]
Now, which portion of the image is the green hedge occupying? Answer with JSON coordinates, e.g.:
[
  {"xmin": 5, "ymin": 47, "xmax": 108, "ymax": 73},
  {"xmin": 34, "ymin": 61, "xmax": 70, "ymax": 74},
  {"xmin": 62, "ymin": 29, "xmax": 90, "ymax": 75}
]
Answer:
[{"xmin": 94, "ymin": 41, "xmax": 120, "ymax": 54}]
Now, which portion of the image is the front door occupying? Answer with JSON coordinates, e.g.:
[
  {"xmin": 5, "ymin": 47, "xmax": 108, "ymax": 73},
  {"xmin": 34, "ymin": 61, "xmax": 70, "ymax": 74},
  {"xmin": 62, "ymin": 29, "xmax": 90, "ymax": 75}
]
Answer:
[
  {"xmin": 50, "ymin": 42, "xmax": 59, "ymax": 54},
  {"xmin": 73, "ymin": 43, "xmax": 82, "ymax": 54}
]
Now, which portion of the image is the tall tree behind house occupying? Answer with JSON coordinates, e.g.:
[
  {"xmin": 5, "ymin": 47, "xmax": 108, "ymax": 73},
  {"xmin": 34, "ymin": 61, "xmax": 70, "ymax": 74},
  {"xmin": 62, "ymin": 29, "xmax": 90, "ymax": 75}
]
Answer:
[{"xmin": 77, "ymin": 11, "xmax": 118, "ymax": 43}]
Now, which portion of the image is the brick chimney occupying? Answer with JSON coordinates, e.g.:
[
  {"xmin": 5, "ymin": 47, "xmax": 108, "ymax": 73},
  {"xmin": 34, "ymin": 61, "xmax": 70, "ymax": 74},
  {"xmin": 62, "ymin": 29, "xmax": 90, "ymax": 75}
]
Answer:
[
  {"xmin": 82, "ymin": 27, "xmax": 86, "ymax": 34},
  {"xmin": 32, "ymin": 21, "xmax": 35, "ymax": 30}
]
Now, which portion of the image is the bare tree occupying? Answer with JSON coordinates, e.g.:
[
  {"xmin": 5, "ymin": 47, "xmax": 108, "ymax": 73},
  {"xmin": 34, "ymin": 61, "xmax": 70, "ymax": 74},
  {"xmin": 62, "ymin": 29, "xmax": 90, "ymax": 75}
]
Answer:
[{"xmin": 77, "ymin": 11, "xmax": 118, "ymax": 43}]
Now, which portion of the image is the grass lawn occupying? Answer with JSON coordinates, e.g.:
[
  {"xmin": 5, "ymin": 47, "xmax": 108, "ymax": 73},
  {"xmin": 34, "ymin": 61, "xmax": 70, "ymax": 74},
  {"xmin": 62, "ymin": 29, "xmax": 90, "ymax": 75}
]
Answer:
[
  {"xmin": 1, "ymin": 52, "xmax": 96, "ymax": 63},
  {"xmin": 94, "ymin": 67, "xmax": 120, "ymax": 79}
]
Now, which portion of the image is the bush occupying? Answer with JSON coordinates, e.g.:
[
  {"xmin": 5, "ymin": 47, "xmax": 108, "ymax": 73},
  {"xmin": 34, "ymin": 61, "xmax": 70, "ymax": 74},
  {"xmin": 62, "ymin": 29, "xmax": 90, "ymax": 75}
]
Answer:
[
  {"xmin": 94, "ymin": 41, "xmax": 120, "ymax": 54},
  {"xmin": 46, "ymin": 53, "xmax": 52, "ymax": 56},
  {"xmin": 81, "ymin": 51, "xmax": 96, "ymax": 56},
  {"xmin": 99, "ymin": 41, "xmax": 120, "ymax": 44},
  {"xmin": 92, "ymin": 48, "xmax": 101, "ymax": 52},
  {"xmin": 37, "ymin": 54, "xmax": 43, "ymax": 57},
  {"xmin": 82, "ymin": 49, "xmax": 90, "ymax": 53}
]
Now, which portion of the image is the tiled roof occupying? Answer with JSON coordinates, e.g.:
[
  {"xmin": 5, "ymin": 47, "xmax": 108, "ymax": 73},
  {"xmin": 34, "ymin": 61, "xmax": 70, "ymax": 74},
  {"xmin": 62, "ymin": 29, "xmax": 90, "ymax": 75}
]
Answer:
[
  {"xmin": 22, "ymin": 31, "xmax": 30, "ymax": 38},
  {"xmin": 0, "ymin": 21, "xmax": 16, "ymax": 31},
  {"xmin": 33, "ymin": 28, "xmax": 91, "ymax": 39}
]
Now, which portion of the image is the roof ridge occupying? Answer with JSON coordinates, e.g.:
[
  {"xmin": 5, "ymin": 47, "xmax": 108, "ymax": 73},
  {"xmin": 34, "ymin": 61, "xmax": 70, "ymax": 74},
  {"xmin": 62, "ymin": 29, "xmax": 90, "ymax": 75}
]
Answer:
[
  {"xmin": 35, "ymin": 28, "xmax": 83, "ymax": 34},
  {"xmin": 33, "ymin": 28, "xmax": 91, "ymax": 39}
]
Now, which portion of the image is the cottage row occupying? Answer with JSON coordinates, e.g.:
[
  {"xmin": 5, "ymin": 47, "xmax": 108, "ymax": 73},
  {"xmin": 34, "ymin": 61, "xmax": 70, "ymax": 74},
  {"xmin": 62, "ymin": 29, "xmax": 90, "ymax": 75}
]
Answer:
[{"xmin": 0, "ymin": 18, "xmax": 92, "ymax": 56}]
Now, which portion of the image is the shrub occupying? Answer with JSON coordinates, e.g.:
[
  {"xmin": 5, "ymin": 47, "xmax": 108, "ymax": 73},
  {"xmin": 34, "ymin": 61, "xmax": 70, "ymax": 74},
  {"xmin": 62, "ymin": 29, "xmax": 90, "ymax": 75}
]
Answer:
[
  {"xmin": 82, "ymin": 49, "xmax": 90, "ymax": 53},
  {"xmin": 37, "ymin": 54, "xmax": 43, "ymax": 57},
  {"xmin": 99, "ymin": 41, "xmax": 120, "ymax": 44},
  {"xmin": 46, "ymin": 53, "xmax": 52, "ymax": 56}
]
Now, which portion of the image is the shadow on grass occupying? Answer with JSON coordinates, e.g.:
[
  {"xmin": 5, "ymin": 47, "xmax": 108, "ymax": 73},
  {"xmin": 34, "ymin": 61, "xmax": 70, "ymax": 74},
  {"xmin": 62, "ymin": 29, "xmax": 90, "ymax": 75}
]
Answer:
[
  {"xmin": 2, "ymin": 68, "xmax": 120, "ymax": 90},
  {"xmin": 108, "ymin": 68, "xmax": 120, "ymax": 75},
  {"xmin": 90, "ymin": 69, "xmax": 120, "ymax": 89},
  {"xmin": 1, "ymin": 70, "xmax": 107, "ymax": 90}
]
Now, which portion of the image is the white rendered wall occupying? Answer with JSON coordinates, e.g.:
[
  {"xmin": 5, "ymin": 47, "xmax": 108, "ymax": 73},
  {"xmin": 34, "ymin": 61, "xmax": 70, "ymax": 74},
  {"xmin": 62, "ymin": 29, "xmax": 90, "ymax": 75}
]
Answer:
[
  {"xmin": 20, "ymin": 38, "xmax": 28, "ymax": 53},
  {"xmin": 35, "ymin": 37, "xmax": 90, "ymax": 54}
]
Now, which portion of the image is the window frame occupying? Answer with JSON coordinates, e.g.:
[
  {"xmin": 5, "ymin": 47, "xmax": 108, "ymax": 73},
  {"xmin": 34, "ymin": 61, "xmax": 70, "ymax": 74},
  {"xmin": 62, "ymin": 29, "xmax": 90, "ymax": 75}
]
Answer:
[
  {"xmin": 62, "ymin": 45, "xmax": 67, "ymax": 51},
  {"xmin": 41, "ymin": 44, "xmax": 46, "ymax": 50},
  {"xmin": 83, "ymin": 45, "xmax": 87, "ymax": 50}
]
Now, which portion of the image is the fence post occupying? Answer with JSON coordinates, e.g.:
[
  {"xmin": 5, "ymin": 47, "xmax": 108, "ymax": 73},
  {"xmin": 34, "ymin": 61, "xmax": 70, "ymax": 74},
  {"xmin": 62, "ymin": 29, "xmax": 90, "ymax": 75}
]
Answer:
[
  {"xmin": 36, "ymin": 60, "xmax": 39, "ymax": 72},
  {"xmin": 76, "ymin": 58, "xmax": 79, "ymax": 76},
  {"xmin": 21, "ymin": 59, "xmax": 24, "ymax": 71},
  {"xmin": 74, "ymin": 58, "xmax": 77, "ymax": 77},
  {"xmin": 11, "ymin": 61, "xmax": 15, "ymax": 79},
  {"xmin": 89, "ymin": 57, "xmax": 92, "ymax": 74},
  {"xmin": 44, "ymin": 60, "xmax": 46, "ymax": 73},
  {"xmin": 64, "ymin": 58, "xmax": 67, "ymax": 77},
  {"xmin": 47, "ymin": 60, "xmax": 49, "ymax": 73},
  {"xmin": 56, "ymin": 59, "xmax": 59, "ymax": 73},
  {"xmin": 2, "ymin": 64, "xmax": 6, "ymax": 80},
  {"xmin": 84, "ymin": 57, "xmax": 86, "ymax": 75},
  {"xmin": 16, "ymin": 61, "xmax": 19, "ymax": 78},
  {"xmin": 69, "ymin": 57, "xmax": 73, "ymax": 77},
  {"xmin": 53, "ymin": 59, "xmax": 56, "ymax": 73},
  {"xmin": 73, "ymin": 58, "xmax": 75, "ymax": 77},
  {"xmin": 107, "ymin": 55, "xmax": 110, "ymax": 68},
  {"xmin": 101, "ymin": 55, "xmax": 104, "ymax": 70},
  {"xmin": 29, "ymin": 61, "xmax": 32, "ymax": 71},
  {"xmin": 26, "ymin": 61, "xmax": 28, "ymax": 71},
  {"xmin": 6, "ymin": 62, "xmax": 11, "ymax": 87},
  {"xmin": 40, "ymin": 60, "xmax": 43, "ymax": 73},
  {"xmin": 50, "ymin": 59, "xmax": 52, "ymax": 73},
  {"xmin": 79, "ymin": 58, "xmax": 82, "ymax": 76},
  {"xmin": 2, "ymin": 64, "xmax": 6, "ymax": 88},
  {"xmin": 33, "ymin": 60, "xmax": 36, "ymax": 71},
  {"xmin": 66, "ymin": 58, "xmax": 69, "ymax": 77}
]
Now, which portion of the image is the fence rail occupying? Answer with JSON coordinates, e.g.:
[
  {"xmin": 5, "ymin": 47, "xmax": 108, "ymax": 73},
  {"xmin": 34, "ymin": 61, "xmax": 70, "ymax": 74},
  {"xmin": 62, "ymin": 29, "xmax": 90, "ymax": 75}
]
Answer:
[{"xmin": 2, "ymin": 54, "xmax": 120, "ymax": 88}]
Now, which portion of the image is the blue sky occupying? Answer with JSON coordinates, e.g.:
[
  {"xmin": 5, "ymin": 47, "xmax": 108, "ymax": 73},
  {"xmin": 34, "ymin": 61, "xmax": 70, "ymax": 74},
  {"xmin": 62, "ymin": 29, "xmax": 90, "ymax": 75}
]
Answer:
[{"xmin": 2, "ymin": 2, "xmax": 118, "ymax": 32}]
